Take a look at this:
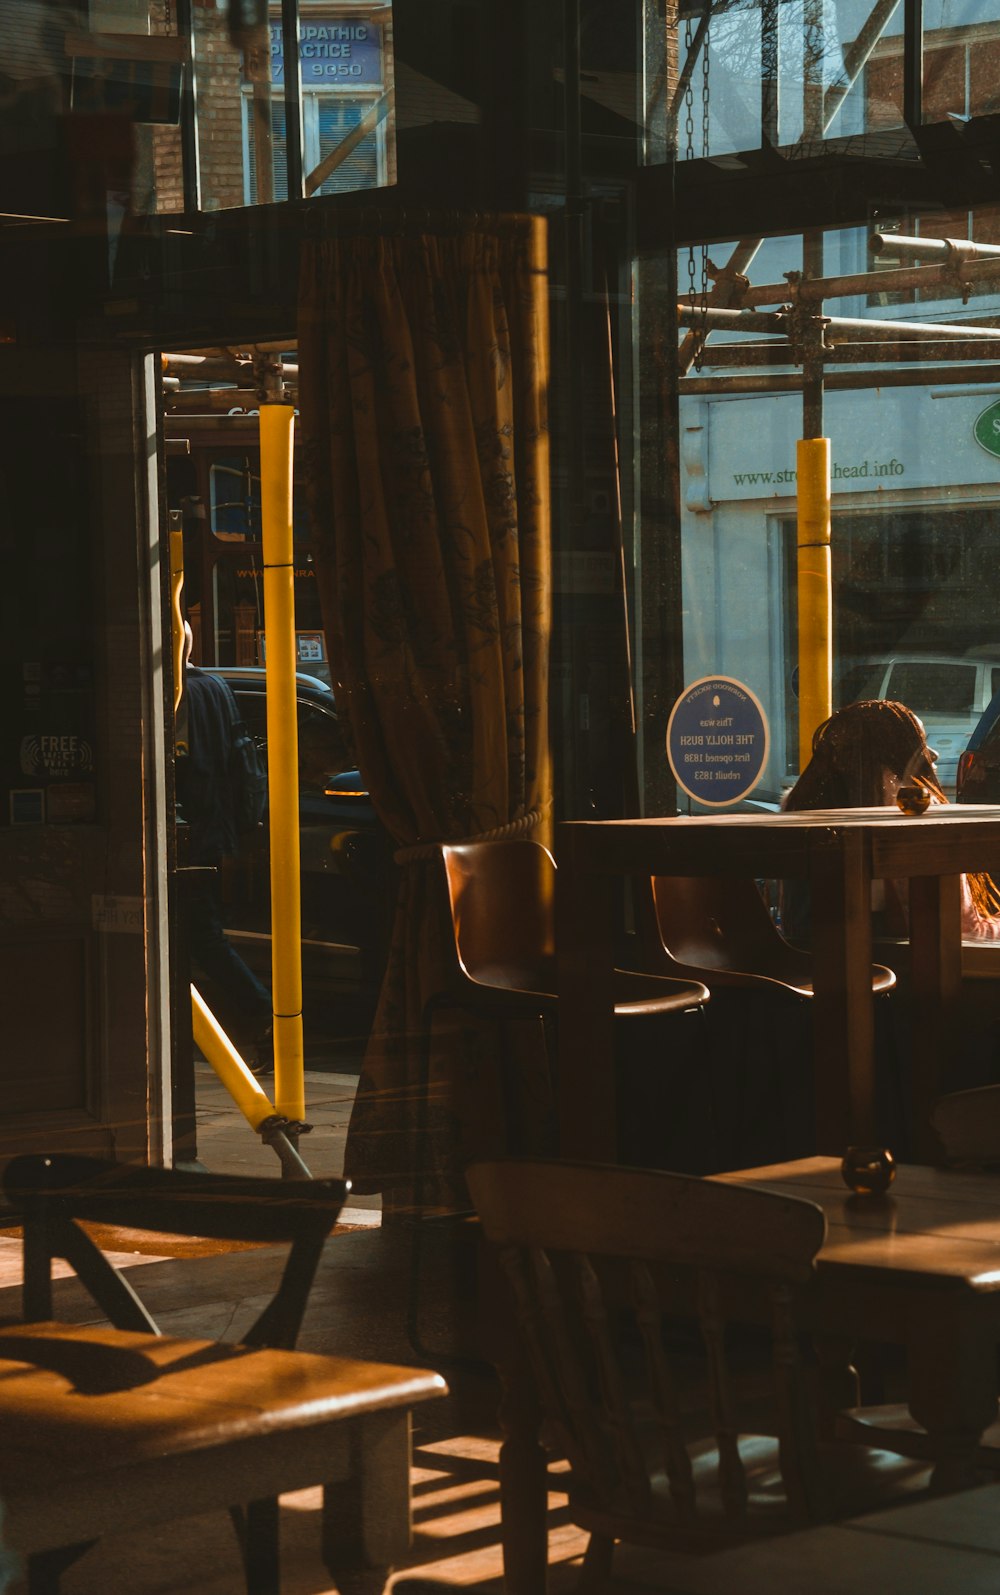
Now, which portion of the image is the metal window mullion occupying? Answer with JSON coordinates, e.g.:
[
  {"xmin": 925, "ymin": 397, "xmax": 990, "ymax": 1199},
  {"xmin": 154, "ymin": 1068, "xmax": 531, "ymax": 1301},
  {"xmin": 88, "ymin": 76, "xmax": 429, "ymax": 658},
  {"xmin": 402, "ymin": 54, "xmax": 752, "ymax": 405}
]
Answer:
[
  {"xmin": 241, "ymin": 89, "xmax": 253, "ymax": 207},
  {"xmin": 282, "ymin": 0, "xmax": 304, "ymax": 199},
  {"xmin": 176, "ymin": 0, "xmax": 201, "ymax": 214},
  {"xmin": 303, "ymin": 93, "xmax": 319, "ymax": 177},
  {"xmin": 761, "ymin": 0, "xmax": 779, "ymax": 148},
  {"xmin": 903, "ymin": 0, "xmax": 923, "ymax": 129}
]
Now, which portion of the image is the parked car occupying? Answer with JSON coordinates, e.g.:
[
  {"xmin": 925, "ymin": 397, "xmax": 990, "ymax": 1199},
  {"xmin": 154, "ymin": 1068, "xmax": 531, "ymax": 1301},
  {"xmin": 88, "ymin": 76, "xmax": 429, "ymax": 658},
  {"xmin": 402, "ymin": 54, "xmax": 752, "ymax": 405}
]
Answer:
[
  {"xmin": 837, "ymin": 652, "xmax": 1000, "ymax": 794},
  {"xmin": 200, "ymin": 667, "xmax": 390, "ymax": 1001},
  {"xmin": 956, "ymin": 688, "xmax": 1000, "ymax": 805}
]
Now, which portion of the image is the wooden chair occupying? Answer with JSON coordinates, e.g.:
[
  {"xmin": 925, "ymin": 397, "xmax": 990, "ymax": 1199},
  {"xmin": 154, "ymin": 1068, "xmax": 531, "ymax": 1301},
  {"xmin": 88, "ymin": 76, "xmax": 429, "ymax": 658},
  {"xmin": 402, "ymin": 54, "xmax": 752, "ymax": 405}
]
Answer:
[
  {"xmin": 649, "ymin": 873, "xmax": 896, "ymax": 998},
  {"xmin": 436, "ymin": 840, "xmax": 710, "ymax": 1027},
  {"xmin": 645, "ymin": 876, "xmax": 898, "ymax": 1164},
  {"xmin": 0, "ymin": 1154, "xmax": 445, "ymax": 1595},
  {"xmin": 428, "ymin": 841, "xmax": 710, "ymax": 1122},
  {"xmin": 930, "ymin": 1084, "xmax": 1000, "ymax": 1166},
  {"xmin": 417, "ymin": 840, "xmax": 710, "ymax": 1191},
  {"xmin": 468, "ymin": 1158, "xmax": 930, "ymax": 1589},
  {"xmin": 408, "ymin": 843, "xmax": 710, "ymax": 1358}
]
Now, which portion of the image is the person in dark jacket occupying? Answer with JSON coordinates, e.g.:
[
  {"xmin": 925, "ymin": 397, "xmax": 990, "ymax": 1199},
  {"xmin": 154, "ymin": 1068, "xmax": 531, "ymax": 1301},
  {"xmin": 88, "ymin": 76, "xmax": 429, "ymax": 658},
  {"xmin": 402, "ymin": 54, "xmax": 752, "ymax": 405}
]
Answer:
[{"xmin": 176, "ymin": 625, "xmax": 272, "ymax": 1068}]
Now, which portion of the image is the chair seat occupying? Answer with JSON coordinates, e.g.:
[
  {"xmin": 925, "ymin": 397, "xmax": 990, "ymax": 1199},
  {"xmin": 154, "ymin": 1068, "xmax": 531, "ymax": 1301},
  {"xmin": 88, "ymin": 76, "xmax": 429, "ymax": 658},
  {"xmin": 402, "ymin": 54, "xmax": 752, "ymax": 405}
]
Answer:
[
  {"xmin": 568, "ymin": 1432, "xmax": 932, "ymax": 1545},
  {"xmin": 459, "ymin": 958, "xmax": 709, "ymax": 1018},
  {"xmin": 658, "ymin": 959, "xmax": 897, "ymax": 1000},
  {"xmin": 649, "ymin": 875, "xmax": 897, "ymax": 999},
  {"xmin": 838, "ymin": 1404, "xmax": 1000, "ymax": 1470},
  {"xmin": 0, "ymin": 1320, "xmax": 445, "ymax": 1555}
]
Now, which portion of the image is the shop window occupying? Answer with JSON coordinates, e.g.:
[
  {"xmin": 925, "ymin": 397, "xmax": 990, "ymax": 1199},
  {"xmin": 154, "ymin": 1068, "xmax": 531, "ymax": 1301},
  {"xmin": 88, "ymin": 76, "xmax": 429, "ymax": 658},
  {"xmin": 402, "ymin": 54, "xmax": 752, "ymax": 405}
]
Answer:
[
  {"xmin": 866, "ymin": 20, "xmax": 1000, "ymax": 131},
  {"xmin": 243, "ymin": 92, "xmax": 383, "ymax": 203},
  {"xmin": 210, "ymin": 455, "xmax": 263, "ymax": 541}
]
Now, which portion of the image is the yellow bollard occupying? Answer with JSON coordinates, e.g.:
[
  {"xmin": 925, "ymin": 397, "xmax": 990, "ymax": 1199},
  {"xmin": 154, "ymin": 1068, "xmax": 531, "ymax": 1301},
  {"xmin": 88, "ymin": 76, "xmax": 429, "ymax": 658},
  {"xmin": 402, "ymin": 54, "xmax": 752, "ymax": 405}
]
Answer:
[
  {"xmin": 796, "ymin": 437, "xmax": 833, "ymax": 772},
  {"xmin": 191, "ymin": 985, "xmax": 276, "ymax": 1132},
  {"xmin": 259, "ymin": 404, "xmax": 305, "ymax": 1123}
]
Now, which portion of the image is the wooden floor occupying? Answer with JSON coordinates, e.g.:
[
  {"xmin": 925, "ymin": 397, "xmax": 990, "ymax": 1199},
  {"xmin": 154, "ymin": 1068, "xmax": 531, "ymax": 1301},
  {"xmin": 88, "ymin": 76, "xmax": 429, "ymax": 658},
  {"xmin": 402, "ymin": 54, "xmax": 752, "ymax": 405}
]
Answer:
[
  {"xmin": 5, "ymin": 1217, "xmax": 1000, "ymax": 1595},
  {"xmin": 37, "ymin": 1432, "xmax": 592, "ymax": 1594},
  {"xmin": 4, "ymin": 1068, "xmax": 1000, "ymax": 1592}
]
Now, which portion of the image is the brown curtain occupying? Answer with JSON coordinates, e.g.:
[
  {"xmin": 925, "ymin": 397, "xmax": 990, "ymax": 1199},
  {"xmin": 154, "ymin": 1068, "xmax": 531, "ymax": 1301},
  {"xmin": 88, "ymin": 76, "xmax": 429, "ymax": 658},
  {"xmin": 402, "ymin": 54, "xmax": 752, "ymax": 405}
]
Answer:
[{"xmin": 298, "ymin": 214, "xmax": 552, "ymax": 1204}]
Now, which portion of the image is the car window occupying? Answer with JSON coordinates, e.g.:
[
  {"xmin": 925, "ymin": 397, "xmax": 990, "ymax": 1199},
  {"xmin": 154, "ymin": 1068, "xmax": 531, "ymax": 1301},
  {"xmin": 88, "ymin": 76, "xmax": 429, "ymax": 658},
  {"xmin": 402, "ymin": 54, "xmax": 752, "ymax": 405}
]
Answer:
[
  {"xmin": 237, "ymin": 693, "xmax": 268, "ymax": 746},
  {"xmin": 979, "ymin": 693, "xmax": 1000, "ymax": 751},
  {"xmin": 836, "ymin": 663, "xmax": 884, "ymax": 707},
  {"xmin": 991, "ymin": 668, "xmax": 1000, "ymax": 700},
  {"xmin": 298, "ymin": 702, "xmax": 350, "ymax": 795},
  {"xmin": 885, "ymin": 662, "xmax": 976, "ymax": 716},
  {"xmin": 234, "ymin": 692, "xmax": 350, "ymax": 797}
]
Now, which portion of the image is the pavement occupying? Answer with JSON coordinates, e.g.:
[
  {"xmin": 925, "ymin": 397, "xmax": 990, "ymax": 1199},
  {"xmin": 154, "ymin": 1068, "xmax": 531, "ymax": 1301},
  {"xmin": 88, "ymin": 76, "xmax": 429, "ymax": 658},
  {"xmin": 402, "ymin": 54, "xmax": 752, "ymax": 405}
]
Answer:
[{"xmin": 191, "ymin": 1058, "xmax": 381, "ymax": 1220}]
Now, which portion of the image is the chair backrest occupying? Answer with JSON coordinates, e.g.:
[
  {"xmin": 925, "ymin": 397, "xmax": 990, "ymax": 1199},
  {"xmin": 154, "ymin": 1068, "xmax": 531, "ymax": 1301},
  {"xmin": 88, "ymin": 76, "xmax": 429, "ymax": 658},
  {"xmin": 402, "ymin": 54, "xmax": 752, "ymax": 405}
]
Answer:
[
  {"xmin": 931, "ymin": 1086, "xmax": 1000, "ymax": 1165},
  {"xmin": 468, "ymin": 1158, "xmax": 827, "ymax": 1534},
  {"xmin": 3, "ymin": 1154, "xmax": 349, "ymax": 1350},
  {"xmin": 651, "ymin": 874, "xmax": 814, "ymax": 989},
  {"xmin": 440, "ymin": 840, "xmax": 556, "ymax": 991}
]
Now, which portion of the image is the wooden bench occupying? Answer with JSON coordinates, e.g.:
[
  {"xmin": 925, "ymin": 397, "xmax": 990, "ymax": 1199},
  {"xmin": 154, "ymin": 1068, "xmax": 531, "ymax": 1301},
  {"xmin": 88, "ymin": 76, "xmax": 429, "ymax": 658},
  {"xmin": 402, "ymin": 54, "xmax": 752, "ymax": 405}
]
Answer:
[{"xmin": 0, "ymin": 1154, "xmax": 446, "ymax": 1595}]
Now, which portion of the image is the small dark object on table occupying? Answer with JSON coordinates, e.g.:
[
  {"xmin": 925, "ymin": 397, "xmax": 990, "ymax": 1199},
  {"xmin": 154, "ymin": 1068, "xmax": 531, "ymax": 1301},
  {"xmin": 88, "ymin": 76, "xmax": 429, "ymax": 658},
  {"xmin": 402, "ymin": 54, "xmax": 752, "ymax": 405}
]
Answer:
[
  {"xmin": 842, "ymin": 1145, "xmax": 896, "ymax": 1196},
  {"xmin": 896, "ymin": 783, "xmax": 931, "ymax": 815}
]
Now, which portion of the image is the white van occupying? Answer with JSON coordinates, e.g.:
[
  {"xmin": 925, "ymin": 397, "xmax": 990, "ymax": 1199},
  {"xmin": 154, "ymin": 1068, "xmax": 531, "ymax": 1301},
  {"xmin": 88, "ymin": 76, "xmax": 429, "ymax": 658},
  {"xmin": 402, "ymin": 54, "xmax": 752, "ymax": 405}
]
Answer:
[{"xmin": 837, "ymin": 653, "xmax": 1000, "ymax": 795}]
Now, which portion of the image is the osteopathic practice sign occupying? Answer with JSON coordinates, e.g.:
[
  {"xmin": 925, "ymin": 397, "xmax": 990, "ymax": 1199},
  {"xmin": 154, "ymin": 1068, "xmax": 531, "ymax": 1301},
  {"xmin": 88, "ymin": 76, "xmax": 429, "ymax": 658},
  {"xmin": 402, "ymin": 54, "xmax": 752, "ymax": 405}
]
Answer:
[{"xmin": 666, "ymin": 676, "xmax": 770, "ymax": 807}]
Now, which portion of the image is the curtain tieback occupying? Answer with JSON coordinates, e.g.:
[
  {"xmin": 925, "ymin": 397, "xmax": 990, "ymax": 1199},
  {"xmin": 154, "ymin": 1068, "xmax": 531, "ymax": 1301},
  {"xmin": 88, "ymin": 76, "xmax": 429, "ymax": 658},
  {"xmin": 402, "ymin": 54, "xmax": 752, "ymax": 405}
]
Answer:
[{"xmin": 394, "ymin": 809, "xmax": 543, "ymax": 866}]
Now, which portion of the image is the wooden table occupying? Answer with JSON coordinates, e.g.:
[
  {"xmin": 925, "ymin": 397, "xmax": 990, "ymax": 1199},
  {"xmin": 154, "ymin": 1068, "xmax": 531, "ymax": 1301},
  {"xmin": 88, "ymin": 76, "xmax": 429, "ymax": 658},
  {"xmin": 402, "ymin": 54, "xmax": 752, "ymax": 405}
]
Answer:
[
  {"xmin": 0, "ymin": 1320, "xmax": 446, "ymax": 1594},
  {"xmin": 556, "ymin": 804, "xmax": 1000, "ymax": 1160},
  {"xmin": 715, "ymin": 1157, "xmax": 1000, "ymax": 1488},
  {"xmin": 492, "ymin": 1159, "xmax": 1000, "ymax": 1591}
]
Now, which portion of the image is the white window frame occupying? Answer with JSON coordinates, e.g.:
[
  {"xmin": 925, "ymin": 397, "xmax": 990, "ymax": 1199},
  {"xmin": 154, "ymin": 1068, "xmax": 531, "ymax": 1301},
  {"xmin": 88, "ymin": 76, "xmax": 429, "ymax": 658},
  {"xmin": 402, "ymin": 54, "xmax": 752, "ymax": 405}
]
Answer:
[{"xmin": 241, "ymin": 86, "xmax": 387, "ymax": 204}]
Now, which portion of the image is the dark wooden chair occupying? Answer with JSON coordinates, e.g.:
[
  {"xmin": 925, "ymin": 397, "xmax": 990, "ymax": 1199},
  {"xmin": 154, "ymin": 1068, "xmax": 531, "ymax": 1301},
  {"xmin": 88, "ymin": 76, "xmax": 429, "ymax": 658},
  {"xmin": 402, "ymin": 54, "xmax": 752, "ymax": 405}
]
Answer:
[
  {"xmin": 0, "ymin": 1154, "xmax": 445, "ymax": 1595},
  {"xmin": 428, "ymin": 841, "xmax": 710, "ymax": 1128},
  {"xmin": 649, "ymin": 873, "xmax": 896, "ymax": 998},
  {"xmin": 931, "ymin": 1084, "xmax": 1000, "ymax": 1166},
  {"xmin": 436, "ymin": 840, "xmax": 710, "ymax": 1028},
  {"xmin": 408, "ymin": 842, "xmax": 710, "ymax": 1358},
  {"xmin": 644, "ymin": 876, "xmax": 898, "ymax": 1164},
  {"xmin": 468, "ymin": 1157, "xmax": 930, "ymax": 1589}
]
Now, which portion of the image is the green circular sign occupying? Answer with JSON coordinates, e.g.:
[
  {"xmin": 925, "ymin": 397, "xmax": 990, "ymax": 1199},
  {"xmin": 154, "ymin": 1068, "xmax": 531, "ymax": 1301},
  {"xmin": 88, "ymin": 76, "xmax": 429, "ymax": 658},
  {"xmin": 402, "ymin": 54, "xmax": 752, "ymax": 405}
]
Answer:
[{"xmin": 973, "ymin": 398, "xmax": 1000, "ymax": 459}]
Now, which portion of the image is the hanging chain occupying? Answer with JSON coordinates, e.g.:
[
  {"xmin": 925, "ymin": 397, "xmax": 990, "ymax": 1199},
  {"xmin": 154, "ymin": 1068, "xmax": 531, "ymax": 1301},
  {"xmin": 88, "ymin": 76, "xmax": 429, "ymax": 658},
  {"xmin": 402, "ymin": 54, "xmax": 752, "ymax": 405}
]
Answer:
[
  {"xmin": 682, "ymin": 11, "xmax": 713, "ymax": 370},
  {"xmin": 684, "ymin": 18, "xmax": 698, "ymax": 353},
  {"xmin": 694, "ymin": 14, "xmax": 712, "ymax": 371},
  {"xmin": 683, "ymin": 18, "xmax": 695, "ymax": 161}
]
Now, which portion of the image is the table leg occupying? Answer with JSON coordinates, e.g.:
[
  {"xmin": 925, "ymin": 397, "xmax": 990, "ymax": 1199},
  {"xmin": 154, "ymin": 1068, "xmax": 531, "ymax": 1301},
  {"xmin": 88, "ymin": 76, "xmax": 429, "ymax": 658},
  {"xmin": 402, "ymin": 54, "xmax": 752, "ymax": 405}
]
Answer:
[
  {"xmin": 907, "ymin": 1312, "xmax": 997, "ymax": 1492},
  {"xmin": 810, "ymin": 831, "xmax": 876, "ymax": 1151},
  {"xmin": 812, "ymin": 1335, "xmax": 860, "ymax": 1440},
  {"xmin": 908, "ymin": 874, "xmax": 962, "ymax": 1164},
  {"xmin": 554, "ymin": 844, "xmax": 616, "ymax": 1160},
  {"xmin": 322, "ymin": 1410, "xmax": 411, "ymax": 1594}
]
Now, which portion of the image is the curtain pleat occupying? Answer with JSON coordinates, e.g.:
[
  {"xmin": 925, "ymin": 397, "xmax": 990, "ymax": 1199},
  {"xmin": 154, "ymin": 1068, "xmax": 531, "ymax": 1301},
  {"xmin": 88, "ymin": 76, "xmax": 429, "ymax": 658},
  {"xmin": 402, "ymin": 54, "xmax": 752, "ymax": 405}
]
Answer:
[{"xmin": 298, "ymin": 216, "xmax": 552, "ymax": 1206}]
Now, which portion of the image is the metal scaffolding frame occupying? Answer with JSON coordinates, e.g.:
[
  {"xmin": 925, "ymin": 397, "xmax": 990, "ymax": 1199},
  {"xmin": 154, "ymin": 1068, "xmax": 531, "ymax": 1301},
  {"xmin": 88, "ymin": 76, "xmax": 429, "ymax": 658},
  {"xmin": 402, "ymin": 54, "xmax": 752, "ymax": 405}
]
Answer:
[{"xmin": 678, "ymin": 234, "xmax": 1000, "ymax": 398}]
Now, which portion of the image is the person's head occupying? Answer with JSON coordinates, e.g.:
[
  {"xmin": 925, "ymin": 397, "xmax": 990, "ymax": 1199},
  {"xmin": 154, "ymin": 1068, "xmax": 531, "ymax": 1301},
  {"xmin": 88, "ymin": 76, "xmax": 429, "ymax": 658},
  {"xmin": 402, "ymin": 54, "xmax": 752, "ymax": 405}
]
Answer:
[
  {"xmin": 183, "ymin": 620, "xmax": 194, "ymax": 666},
  {"xmin": 784, "ymin": 699, "xmax": 943, "ymax": 812}
]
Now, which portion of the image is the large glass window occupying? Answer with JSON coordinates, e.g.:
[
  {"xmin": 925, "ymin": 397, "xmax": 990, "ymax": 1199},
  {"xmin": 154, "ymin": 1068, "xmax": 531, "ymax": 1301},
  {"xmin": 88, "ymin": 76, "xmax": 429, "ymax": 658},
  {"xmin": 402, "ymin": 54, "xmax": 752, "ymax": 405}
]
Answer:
[
  {"xmin": 633, "ymin": 0, "xmax": 1000, "ymax": 813},
  {"xmin": 197, "ymin": 1, "xmax": 394, "ymax": 211}
]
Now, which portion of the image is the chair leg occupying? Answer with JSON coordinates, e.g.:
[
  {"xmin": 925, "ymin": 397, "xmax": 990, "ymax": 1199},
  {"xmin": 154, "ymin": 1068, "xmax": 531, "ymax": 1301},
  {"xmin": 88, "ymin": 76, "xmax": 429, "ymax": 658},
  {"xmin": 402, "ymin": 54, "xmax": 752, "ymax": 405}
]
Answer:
[
  {"xmin": 579, "ymin": 1532, "xmax": 614, "ymax": 1590},
  {"xmin": 404, "ymin": 1004, "xmax": 437, "ymax": 1358},
  {"xmin": 406, "ymin": 1003, "xmax": 489, "ymax": 1373},
  {"xmin": 695, "ymin": 1003, "xmax": 722, "ymax": 1171},
  {"xmin": 27, "ymin": 1543, "xmax": 94, "ymax": 1595}
]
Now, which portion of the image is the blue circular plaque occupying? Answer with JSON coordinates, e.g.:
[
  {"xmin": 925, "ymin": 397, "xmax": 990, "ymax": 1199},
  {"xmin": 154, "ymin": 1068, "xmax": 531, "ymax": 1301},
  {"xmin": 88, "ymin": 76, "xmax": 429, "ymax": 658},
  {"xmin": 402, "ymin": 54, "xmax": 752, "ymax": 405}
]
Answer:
[{"xmin": 666, "ymin": 676, "xmax": 770, "ymax": 808}]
